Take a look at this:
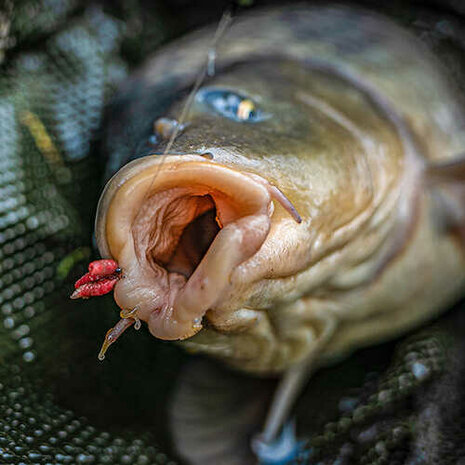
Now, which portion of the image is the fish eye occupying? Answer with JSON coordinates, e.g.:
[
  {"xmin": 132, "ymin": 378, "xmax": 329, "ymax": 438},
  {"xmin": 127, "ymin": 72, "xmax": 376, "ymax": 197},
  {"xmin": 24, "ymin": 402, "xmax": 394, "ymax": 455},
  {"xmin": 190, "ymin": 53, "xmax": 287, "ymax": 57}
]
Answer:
[{"xmin": 196, "ymin": 88, "xmax": 269, "ymax": 122}]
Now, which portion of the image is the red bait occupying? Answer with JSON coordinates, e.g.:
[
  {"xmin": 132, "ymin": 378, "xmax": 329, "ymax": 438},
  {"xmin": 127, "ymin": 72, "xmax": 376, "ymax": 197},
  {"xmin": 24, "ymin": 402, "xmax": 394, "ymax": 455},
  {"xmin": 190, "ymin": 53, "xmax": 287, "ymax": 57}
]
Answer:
[{"xmin": 70, "ymin": 259, "xmax": 121, "ymax": 299}]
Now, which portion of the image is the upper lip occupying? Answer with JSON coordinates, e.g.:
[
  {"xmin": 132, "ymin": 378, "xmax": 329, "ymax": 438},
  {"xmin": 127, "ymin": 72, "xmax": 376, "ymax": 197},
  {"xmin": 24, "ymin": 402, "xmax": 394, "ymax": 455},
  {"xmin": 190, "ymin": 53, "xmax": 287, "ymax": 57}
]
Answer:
[{"xmin": 96, "ymin": 155, "xmax": 277, "ymax": 340}]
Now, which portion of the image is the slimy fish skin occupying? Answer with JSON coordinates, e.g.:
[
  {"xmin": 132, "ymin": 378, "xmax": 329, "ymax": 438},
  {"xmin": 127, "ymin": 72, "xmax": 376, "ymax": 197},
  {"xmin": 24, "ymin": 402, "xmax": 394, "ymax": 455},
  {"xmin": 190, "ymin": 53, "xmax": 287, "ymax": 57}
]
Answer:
[
  {"xmin": 73, "ymin": 5, "xmax": 465, "ymax": 455},
  {"xmin": 92, "ymin": 6, "xmax": 465, "ymax": 374}
]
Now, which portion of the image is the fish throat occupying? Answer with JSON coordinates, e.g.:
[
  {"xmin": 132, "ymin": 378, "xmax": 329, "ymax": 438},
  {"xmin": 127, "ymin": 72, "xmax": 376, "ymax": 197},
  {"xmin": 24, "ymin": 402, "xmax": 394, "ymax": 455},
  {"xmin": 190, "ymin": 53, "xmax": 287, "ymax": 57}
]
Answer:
[{"xmin": 136, "ymin": 191, "xmax": 221, "ymax": 280}]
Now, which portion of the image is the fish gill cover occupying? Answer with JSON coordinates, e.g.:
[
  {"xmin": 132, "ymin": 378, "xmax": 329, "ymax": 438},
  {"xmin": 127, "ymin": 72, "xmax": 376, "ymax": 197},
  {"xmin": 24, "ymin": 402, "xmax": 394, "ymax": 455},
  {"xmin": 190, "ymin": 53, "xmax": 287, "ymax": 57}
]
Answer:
[{"xmin": 1, "ymin": 1, "xmax": 465, "ymax": 465}]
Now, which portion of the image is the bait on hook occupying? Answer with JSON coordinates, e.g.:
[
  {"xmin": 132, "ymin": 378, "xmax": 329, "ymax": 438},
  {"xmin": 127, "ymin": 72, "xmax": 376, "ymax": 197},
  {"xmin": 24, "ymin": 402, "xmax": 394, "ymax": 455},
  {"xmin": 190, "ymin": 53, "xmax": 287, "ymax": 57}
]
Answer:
[{"xmin": 70, "ymin": 259, "xmax": 121, "ymax": 299}]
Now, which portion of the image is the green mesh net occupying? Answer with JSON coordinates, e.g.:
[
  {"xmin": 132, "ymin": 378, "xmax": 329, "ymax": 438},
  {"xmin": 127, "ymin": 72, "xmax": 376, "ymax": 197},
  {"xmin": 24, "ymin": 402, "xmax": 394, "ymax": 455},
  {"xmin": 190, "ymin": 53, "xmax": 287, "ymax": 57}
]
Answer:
[
  {"xmin": 0, "ymin": 2, "xmax": 183, "ymax": 463},
  {"xmin": 1, "ymin": 1, "xmax": 465, "ymax": 465}
]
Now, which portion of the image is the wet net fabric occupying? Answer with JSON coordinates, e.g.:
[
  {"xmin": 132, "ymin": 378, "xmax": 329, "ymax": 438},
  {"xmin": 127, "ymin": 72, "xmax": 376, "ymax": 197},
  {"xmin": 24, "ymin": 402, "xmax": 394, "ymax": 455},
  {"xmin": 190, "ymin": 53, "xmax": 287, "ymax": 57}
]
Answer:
[
  {"xmin": 0, "ymin": 2, "xmax": 182, "ymax": 464},
  {"xmin": 290, "ymin": 313, "xmax": 465, "ymax": 464},
  {"xmin": 1, "ymin": 1, "xmax": 465, "ymax": 465}
]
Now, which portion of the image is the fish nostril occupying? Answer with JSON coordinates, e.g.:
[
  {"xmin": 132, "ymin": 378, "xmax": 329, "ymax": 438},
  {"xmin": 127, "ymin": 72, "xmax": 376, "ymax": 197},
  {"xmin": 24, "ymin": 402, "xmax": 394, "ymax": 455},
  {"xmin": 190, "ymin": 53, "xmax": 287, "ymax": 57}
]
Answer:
[{"xmin": 200, "ymin": 152, "xmax": 214, "ymax": 160}]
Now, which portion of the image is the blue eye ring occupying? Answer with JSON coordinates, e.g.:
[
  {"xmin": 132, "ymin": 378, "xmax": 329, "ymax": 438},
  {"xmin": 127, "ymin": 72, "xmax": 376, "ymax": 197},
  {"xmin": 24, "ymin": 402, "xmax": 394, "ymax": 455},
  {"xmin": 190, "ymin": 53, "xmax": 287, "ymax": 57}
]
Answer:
[{"xmin": 196, "ymin": 88, "xmax": 270, "ymax": 123}]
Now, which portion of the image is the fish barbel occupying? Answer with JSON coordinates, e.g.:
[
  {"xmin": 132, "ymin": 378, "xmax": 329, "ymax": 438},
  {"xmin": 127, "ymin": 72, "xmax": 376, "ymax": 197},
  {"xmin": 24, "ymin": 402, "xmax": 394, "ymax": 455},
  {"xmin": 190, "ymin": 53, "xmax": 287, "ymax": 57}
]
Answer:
[{"xmin": 74, "ymin": 4, "xmax": 465, "ymax": 456}]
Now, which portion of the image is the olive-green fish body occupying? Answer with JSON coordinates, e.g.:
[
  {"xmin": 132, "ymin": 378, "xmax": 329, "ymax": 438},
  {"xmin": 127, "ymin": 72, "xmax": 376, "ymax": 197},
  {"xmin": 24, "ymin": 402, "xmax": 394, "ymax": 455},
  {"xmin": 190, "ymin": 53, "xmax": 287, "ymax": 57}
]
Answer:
[{"xmin": 97, "ymin": 6, "xmax": 465, "ymax": 374}]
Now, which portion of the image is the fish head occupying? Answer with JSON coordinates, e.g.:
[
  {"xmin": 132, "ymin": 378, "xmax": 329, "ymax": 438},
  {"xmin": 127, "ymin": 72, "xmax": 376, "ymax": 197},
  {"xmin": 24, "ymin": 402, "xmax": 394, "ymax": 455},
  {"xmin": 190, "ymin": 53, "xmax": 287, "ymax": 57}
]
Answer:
[{"xmin": 95, "ymin": 60, "xmax": 394, "ymax": 367}]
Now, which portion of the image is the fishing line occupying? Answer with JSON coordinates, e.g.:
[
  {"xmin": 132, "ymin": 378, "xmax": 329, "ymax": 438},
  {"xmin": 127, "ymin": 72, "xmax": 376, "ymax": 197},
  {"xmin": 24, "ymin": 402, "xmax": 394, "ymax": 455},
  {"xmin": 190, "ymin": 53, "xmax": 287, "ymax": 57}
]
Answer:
[
  {"xmin": 138, "ymin": 9, "xmax": 234, "ymax": 206},
  {"xmin": 163, "ymin": 10, "xmax": 233, "ymax": 155}
]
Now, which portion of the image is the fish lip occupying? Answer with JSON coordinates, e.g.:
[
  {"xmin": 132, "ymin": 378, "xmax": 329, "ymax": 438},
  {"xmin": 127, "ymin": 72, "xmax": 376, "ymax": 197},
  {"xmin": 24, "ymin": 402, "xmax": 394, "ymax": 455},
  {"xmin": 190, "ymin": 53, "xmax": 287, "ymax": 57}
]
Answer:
[
  {"xmin": 95, "ymin": 154, "xmax": 276, "ymax": 340},
  {"xmin": 95, "ymin": 154, "xmax": 210, "ymax": 259}
]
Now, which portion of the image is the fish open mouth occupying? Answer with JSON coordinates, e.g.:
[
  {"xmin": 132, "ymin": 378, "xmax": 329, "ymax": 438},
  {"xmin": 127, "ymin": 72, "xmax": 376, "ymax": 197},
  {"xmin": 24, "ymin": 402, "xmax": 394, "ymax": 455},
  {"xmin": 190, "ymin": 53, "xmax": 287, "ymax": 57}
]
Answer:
[
  {"xmin": 95, "ymin": 155, "xmax": 300, "ymax": 342},
  {"xmin": 157, "ymin": 196, "xmax": 220, "ymax": 278}
]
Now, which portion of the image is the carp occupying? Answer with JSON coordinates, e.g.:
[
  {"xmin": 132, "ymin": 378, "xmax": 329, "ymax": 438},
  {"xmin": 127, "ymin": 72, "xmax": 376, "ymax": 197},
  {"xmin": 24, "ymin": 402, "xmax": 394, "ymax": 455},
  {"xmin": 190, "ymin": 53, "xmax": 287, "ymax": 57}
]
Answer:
[{"xmin": 73, "ymin": 4, "xmax": 465, "ymax": 459}]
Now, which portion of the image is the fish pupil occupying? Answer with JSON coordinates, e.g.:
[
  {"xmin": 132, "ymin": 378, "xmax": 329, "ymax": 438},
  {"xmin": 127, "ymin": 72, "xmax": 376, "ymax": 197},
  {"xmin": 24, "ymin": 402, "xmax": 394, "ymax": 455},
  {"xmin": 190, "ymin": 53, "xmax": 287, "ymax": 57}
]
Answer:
[{"xmin": 196, "ymin": 88, "xmax": 267, "ymax": 122}]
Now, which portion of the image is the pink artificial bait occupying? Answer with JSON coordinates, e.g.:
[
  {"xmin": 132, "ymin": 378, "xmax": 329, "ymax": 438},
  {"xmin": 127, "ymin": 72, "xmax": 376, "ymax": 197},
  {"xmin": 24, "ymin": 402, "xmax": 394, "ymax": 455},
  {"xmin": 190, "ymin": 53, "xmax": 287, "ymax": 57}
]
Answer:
[
  {"xmin": 71, "ymin": 259, "xmax": 121, "ymax": 299},
  {"xmin": 71, "ymin": 259, "xmax": 139, "ymax": 360}
]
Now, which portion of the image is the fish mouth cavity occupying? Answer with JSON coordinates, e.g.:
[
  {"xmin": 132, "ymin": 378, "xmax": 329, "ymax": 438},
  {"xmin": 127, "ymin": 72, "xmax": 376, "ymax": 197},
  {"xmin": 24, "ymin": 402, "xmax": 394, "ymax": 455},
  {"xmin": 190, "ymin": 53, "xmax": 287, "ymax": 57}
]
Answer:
[
  {"xmin": 96, "ymin": 155, "xmax": 274, "ymax": 340},
  {"xmin": 144, "ymin": 193, "xmax": 220, "ymax": 279}
]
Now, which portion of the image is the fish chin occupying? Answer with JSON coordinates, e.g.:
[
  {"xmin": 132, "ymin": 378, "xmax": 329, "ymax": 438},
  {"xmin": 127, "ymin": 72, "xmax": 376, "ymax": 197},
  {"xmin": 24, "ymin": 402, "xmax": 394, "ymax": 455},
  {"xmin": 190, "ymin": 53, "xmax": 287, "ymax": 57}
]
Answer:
[{"xmin": 96, "ymin": 155, "xmax": 273, "ymax": 340}]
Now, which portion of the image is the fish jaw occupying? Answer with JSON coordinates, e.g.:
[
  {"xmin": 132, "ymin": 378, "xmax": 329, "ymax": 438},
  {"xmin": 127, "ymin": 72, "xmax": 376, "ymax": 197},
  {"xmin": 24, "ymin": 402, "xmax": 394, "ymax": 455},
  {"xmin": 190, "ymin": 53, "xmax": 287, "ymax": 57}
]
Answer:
[{"xmin": 96, "ymin": 155, "xmax": 275, "ymax": 340}]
